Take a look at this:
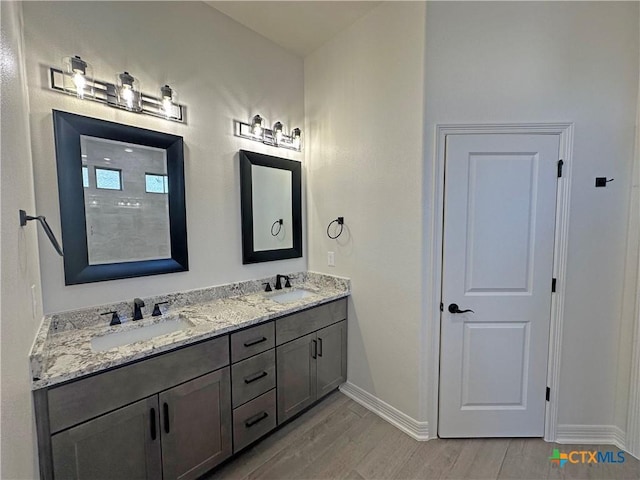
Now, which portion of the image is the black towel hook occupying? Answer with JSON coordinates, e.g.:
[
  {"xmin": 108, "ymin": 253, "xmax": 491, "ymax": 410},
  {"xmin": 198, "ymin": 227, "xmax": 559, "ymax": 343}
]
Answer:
[
  {"xmin": 271, "ymin": 219, "xmax": 283, "ymax": 236},
  {"xmin": 19, "ymin": 210, "xmax": 63, "ymax": 256},
  {"xmin": 327, "ymin": 217, "xmax": 344, "ymax": 239}
]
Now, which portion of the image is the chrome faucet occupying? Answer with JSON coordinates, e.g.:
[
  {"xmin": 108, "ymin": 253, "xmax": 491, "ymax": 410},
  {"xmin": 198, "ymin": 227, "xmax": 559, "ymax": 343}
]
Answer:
[
  {"xmin": 275, "ymin": 274, "xmax": 291, "ymax": 290},
  {"xmin": 133, "ymin": 298, "xmax": 145, "ymax": 321}
]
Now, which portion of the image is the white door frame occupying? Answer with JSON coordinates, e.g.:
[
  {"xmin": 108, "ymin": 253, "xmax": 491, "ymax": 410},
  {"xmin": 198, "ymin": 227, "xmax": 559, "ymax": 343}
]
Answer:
[{"xmin": 426, "ymin": 123, "xmax": 574, "ymax": 441}]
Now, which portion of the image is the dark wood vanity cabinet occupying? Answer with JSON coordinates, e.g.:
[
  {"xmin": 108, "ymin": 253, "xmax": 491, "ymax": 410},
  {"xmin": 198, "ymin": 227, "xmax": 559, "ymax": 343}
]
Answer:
[
  {"xmin": 49, "ymin": 370, "xmax": 231, "ymax": 480},
  {"xmin": 230, "ymin": 322, "xmax": 277, "ymax": 452},
  {"xmin": 158, "ymin": 369, "xmax": 232, "ymax": 479},
  {"xmin": 276, "ymin": 300, "xmax": 348, "ymax": 423},
  {"xmin": 35, "ymin": 337, "xmax": 232, "ymax": 480},
  {"xmin": 35, "ymin": 297, "xmax": 348, "ymax": 479},
  {"xmin": 51, "ymin": 396, "xmax": 162, "ymax": 480}
]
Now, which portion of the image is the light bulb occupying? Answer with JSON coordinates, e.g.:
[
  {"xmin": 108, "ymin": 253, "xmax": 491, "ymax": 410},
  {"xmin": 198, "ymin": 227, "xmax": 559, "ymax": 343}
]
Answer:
[
  {"xmin": 162, "ymin": 98, "xmax": 173, "ymax": 117},
  {"xmin": 160, "ymin": 85, "xmax": 175, "ymax": 118},
  {"xmin": 66, "ymin": 55, "xmax": 91, "ymax": 98},
  {"xmin": 117, "ymin": 71, "xmax": 140, "ymax": 111},
  {"xmin": 273, "ymin": 122, "xmax": 284, "ymax": 145},
  {"xmin": 72, "ymin": 72, "xmax": 86, "ymax": 98},
  {"xmin": 291, "ymin": 128, "xmax": 302, "ymax": 150},
  {"xmin": 122, "ymin": 87, "xmax": 134, "ymax": 109}
]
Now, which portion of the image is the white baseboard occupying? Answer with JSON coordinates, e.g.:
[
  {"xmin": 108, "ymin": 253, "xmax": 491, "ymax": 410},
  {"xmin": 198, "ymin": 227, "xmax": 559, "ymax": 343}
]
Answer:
[
  {"xmin": 556, "ymin": 424, "xmax": 626, "ymax": 451},
  {"xmin": 339, "ymin": 381, "xmax": 429, "ymax": 441}
]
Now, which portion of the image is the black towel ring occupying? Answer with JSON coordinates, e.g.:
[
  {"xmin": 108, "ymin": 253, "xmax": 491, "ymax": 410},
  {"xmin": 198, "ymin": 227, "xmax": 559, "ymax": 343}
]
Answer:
[
  {"xmin": 327, "ymin": 217, "xmax": 344, "ymax": 239},
  {"xmin": 271, "ymin": 219, "xmax": 283, "ymax": 236}
]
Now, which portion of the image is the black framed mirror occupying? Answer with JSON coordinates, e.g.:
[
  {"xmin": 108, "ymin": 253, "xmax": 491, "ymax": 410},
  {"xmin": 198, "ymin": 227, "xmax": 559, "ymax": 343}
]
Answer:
[
  {"xmin": 239, "ymin": 150, "xmax": 302, "ymax": 264},
  {"xmin": 53, "ymin": 110, "xmax": 188, "ymax": 284}
]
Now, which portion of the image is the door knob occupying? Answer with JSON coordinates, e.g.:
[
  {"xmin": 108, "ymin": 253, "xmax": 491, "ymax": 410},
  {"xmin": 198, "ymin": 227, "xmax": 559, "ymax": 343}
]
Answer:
[{"xmin": 448, "ymin": 303, "xmax": 474, "ymax": 314}]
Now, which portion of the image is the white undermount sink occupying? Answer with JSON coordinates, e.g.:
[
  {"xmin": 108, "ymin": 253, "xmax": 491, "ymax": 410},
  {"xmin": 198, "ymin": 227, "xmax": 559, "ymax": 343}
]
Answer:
[
  {"xmin": 268, "ymin": 289, "xmax": 316, "ymax": 304},
  {"xmin": 91, "ymin": 318, "xmax": 191, "ymax": 352}
]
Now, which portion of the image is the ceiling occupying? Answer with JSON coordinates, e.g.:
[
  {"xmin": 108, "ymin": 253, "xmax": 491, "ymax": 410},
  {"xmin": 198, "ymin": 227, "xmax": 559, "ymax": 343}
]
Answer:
[{"xmin": 206, "ymin": 1, "xmax": 381, "ymax": 57}]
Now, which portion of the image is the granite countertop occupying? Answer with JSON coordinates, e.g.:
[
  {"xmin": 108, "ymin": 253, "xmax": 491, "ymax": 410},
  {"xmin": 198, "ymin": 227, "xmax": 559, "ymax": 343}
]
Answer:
[{"xmin": 30, "ymin": 272, "xmax": 350, "ymax": 390}]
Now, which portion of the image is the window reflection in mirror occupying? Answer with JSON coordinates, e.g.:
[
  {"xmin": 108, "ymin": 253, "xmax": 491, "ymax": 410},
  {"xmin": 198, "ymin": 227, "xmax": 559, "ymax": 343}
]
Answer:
[{"xmin": 80, "ymin": 136, "xmax": 171, "ymax": 265}]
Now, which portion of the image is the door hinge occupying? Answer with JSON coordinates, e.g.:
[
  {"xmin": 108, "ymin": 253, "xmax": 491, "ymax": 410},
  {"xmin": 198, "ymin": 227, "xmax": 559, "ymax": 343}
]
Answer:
[
  {"xmin": 440, "ymin": 302, "xmax": 443, "ymax": 312},
  {"xmin": 551, "ymin": 278, "xmax": 556, "ymax": 293},
  {"xmin": 546, "ymin": 387, "xmax": 551, "ymax": 402},
  {"xmin": 557, "ymin": 159, "xmax": 564, "ymax": 178}
]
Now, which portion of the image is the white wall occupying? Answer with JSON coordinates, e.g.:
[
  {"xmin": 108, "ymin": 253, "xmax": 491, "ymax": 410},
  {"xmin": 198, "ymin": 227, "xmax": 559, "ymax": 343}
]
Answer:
[
  {"xmin": 22, "ymin": 1, "xmax": 305, "ymax": 314},
  {"xmin": 1, "ymin": 1, "xmax": 44, "ymax": 477},
  {"xmin": 306, "ymin": 0, "xmax": 638, "ymax": 434},
  {"xmin": 424, "ymin": 1, "xmax": 639, "ymax": 430},
  {"xmin": 305, "ymin": 2, "xmax": 426, "ymax": 419}
]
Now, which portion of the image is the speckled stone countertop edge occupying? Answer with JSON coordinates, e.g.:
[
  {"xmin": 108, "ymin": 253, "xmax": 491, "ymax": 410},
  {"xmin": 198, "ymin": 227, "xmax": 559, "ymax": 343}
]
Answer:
[
  {"xmin": 30, "ymin": 273, "xmax": 350, "ymax": 390},
  {"xmin": 29, "ymin": 316, "xmax": 51, "ymax": 382}
]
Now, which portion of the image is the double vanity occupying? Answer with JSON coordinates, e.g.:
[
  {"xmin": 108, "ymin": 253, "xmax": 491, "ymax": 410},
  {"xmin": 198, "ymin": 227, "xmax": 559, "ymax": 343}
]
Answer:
[
  {"xmin": 30, "ymin": 272, "xmax": 350, "ymax": 480},
  {"xmin": 33, "ymin": 111, "xmax": 331, "ymax": 479}
]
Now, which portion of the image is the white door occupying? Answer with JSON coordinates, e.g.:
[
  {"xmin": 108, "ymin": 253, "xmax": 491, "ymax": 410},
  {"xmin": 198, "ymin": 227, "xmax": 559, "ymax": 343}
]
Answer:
[{"xmin": 439, "ymin": 133, "xmax": 560, "ymax": 437}]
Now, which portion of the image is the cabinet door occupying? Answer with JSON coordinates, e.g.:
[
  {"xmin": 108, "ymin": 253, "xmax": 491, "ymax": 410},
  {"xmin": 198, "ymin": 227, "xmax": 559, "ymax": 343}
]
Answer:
[
  {"xmin": 276, "ymin": 333, "xmax": 317, "ymax": 423},
  {"xmin": 159, "ymin": 368, "xmax": 232, "ymax": 480},
  {"xmin": 316, "ymin": 321, "xmax": 347, "ymax": 399},
  {"xmin": 51, "ymin": 396, "xmax": 161, "ymax": 480}
]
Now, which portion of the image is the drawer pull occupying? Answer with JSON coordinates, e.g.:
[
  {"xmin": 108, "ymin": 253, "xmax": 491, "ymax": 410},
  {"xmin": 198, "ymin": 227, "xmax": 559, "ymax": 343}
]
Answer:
[
  {"xmin": 312, "ymin": 339, "xmax": 317, "ymax": 359},
  {"xmin": 150, "ymin": 408, "xmax": 157, "ymax": 440},
  {"xmin": 244, "ymin": 371, "xmax": 268, "ymax": 384},
  {"xmin": 245, "ymin": 411, "xmax": 269, "ymax": 428},
  {"xmin": 163, "ymin": 402, "xmax": 170, "ymax": 434},
  {"xmin": 244, "ymin": 336, "xmax": 267, "ymax": 347},
  {"xmin": 318, "ymin": 337, "xmax": 323, "ymax": 357}
]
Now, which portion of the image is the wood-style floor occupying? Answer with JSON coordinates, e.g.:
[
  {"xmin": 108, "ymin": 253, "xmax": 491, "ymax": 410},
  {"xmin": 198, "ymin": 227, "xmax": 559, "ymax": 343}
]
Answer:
[{"xmin": 206, "ymin": 391, "xmax": 640, "ymax": 480}]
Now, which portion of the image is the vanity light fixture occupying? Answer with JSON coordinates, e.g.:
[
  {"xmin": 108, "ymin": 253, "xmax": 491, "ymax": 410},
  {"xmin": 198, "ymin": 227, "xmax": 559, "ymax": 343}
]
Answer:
[
  {"xmin": 234, "ymin": 115, "xmax": 303, "ymax": 152},
  {"xmin": 49, "ymin": 56, "xmax": 186, "ymax": 122}
]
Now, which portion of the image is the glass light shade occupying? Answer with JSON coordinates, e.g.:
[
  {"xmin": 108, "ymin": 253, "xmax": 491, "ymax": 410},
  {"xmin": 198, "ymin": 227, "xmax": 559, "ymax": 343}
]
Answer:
[
  {"xmin": 63, "ymin": 55, "xmax": 93, "ymax": 99},
  {"xmin": 160, "ymin": 84, "xmax": 178, "ymax": 118},
  {"xmin": 251, "ymin": 114, "xmax": 264, "ymax": 138},
  {"xmin": 116, "ymin": 71, "xmax": 142, "ymax": 111},
  {"xmin": 291, "ymin": 128, "xmax": 302, "ymax": 151},
  {"xmin": 273, "ymin": 121, "xmax": 284, "ymax": 145}
]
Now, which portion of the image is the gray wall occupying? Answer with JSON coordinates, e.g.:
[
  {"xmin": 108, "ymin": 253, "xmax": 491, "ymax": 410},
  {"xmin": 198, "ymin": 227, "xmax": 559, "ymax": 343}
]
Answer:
[
  {"xmin": 1, "ymin": 1, "xmax": 44, "ymax": 478},
  {"xmin": 22, "ymin": 1, "xmax": 306, "ymax": 314}
]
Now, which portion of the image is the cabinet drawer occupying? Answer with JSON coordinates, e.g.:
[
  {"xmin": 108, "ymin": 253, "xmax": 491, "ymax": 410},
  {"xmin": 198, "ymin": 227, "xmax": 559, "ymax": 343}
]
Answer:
[
  {"xmin": 276, "ymin": 299, "xmax": 347, "ymax": 345},
  {"xmin": 232, "ymin": 350, "xmax": 276, "ymax": 408},
  {"xmin": 230, "ymin": 322, "xmax": 275, "ymax": 363},
  {"xmin": 47, "ymin": 336, "xmax": 229, "ymax": 434},
  {"xmin": 233, "ymin": 389, "xmax": 276, "ymax": 452}
]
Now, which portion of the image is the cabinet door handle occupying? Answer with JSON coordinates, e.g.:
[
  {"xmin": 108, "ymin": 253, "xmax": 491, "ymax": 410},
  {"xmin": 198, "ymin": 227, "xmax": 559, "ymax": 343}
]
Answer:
[
  {"xmin": 244, "ymin": 371, "xmax": 268, "ymax": 384},
  {"xmin": 312, "ymin": 339, "xmax": 317, "ymax": 359},
  {"xmin": 244, "ymin": 336, "xmax": 267, "ymax": 347},
  {"xmin": 150, "ymin": 408, "xmax": 157, "ymax": 440},
  {"xmin": 245, "ymin": 411, "xmax": 269, "ymax": 428},
  {"xmin": 163, "ymin": 402, "xmax": 170, "ymax": 434},
  {"xmin": 318, "ymin": 338, "xmax": 323, "ymax": 357}
]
